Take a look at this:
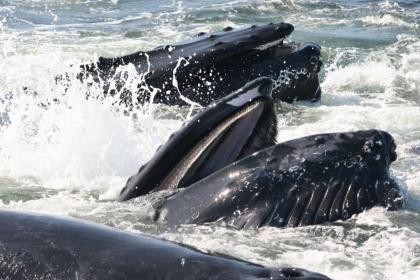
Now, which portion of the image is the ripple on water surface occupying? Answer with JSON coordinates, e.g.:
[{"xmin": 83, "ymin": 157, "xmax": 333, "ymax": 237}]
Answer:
[{"xmin": 0, "ymin": 0, "xmax": 419, "ymax": 279}]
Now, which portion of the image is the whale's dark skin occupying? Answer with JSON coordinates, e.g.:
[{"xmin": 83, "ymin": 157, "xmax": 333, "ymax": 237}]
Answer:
[
  {"xmin": 0, "ymin": 210, "xmax": 331, "ymax": 280},
  {"xmin": 119, "ymin": 77, "xmax": 277, "ymax": 201},
  {"xmin": 155, "ymin": 130, "xmax": 403, "ymax": 229},
  {"xmin": 80, "ymin": 22, "xmax": 322, "ymax": 106}
]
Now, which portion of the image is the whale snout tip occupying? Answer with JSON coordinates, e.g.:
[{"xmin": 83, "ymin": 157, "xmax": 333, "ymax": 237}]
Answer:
[
  {"xmin": 378, "ymin": 130, "xmax": 397, "ymax": 163},
  {"xmin": 298, "ymin": 42, "xmax": 321, "ymax": 55},
  {"xmin": 389, "ymin": 141, "xmax": 397, "ymax": 162},
  {"xmin": 270, "ymin": 267, "xmax": 331, "ymax": 280},
  {"xmin": 362, "ymin": 130, "xmax": 398, "ymax": 165},
  {"xmin": 385, "ymin": 132, "xmax": 397, "ymax": 163},
  {"xmin": 244, "ymin": 77, "xmax": 274, "ymax": 97},
  {"xmin": 255, "ymin": 77, "xmax": 274, "ymax": 98},
  {"xmin": 274, "ymin": 22, "xmax": 294, "ymax": 36},
  {"xmin": 224, "ymin": 77, "xmax": 273, "ymax": 107}
]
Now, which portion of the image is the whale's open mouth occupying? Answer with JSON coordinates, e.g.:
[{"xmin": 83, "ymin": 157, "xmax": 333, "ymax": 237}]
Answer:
[
  {"xmin": 158, "ymin": 100, "xmax": 270, "ymax": 191},
  {"xmin": 119, "ymin": 77, "xmax": 277, "ymax": 201},
  {"xmin": 254, "ymin": 38, "xmax": 285, "ymax": 51}
]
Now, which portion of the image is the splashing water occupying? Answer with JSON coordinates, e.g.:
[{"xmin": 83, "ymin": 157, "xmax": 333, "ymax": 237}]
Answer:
[
  {"xmin": 0, "ymin": 0, "xmax": 419, "ymax": 279},
  {"xmin": 172, "ymin": 57, "xmax": 203, "ymax": 118}
]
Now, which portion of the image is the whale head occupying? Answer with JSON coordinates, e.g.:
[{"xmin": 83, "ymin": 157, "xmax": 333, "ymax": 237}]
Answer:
[
  {"xmin": 119, "ymin": 77, "xmax": 277, "ymax": 201},
  {"xmin": 168, "ymin": 24, "xmax": 323, "ymax": 105},
  {"xmin": 78, "ymin": 22, "xmax": 323, "ymax": 107},
  {"xmin": 155, "ymin": 129, "xmax": 403, "ymax": 229},
  {"xmin": 271, "ymin": 42, "xmax": 322, "ymax": 102}
]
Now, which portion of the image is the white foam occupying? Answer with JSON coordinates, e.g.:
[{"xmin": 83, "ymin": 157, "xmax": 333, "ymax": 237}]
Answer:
[
  {"xmin": 322, "ymin": 61, "xmax": 395, "ymax": 93},
  {"xmin": 0, "ymin": 2, "xmax": 419, "ymax": 279},
  {"xmin": 361, "ymin": 15, "xmax": 414, "ymax": 27},
  {"xmin": 0, "ymin": 43, "xmax": 180, "ymax": 196}
]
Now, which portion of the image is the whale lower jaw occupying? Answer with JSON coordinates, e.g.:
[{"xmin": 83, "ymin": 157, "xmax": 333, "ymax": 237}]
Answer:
[{"xmin": 119, "ymin": 78, "xmax": 277, "ymax": 201}]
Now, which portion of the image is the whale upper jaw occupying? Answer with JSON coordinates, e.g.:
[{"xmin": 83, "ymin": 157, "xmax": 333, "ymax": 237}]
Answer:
[
  {"xmin": 155, "ymin": 129, "xmax": 403, "ymax": 229},
  {"xmin": 161, "ymin": 22, "xmax": 294, "ymax": 62},
  {"xmin": 78, "ymin": 22, "xmax": 323, "ymax": 106},
  {"xmin": 118, "ymin": 77, "xmax": 277, "ymax": 201},
  {"xmin": 81, "ymin": 22, "xmax": 294, "ymax": 80}
]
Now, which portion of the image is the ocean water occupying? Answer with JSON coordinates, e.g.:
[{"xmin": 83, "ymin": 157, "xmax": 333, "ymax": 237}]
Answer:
[{"xmin": 0, "ymin": 0, "xmax": 419, "ymax": 279}]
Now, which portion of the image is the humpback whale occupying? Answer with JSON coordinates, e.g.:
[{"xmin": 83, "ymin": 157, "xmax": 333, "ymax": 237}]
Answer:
[
  {"xmin": 80, "ymin": 22, "xmax": 322, "ymax": 106},
  {"xmin": 154, "ymin": 130, "xmax": 403, "ymax": 229},
  {"xmin": 0, "ymin": 210, "xmax": 331, "ymax": 280},
  {"xmin": 119, "ymin": 77, "xmax": 277, "ymax": 201}
]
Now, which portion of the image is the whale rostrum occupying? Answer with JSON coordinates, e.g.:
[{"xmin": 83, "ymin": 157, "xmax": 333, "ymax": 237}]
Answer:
[{"xmin": 79, "ymin": 22, "xmax": 322, "ymax": 106}]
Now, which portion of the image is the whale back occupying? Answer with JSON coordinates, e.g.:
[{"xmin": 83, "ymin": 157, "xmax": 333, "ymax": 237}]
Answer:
[
  {"xmin": 0, "ymin": 210, "xmax": 330, "ymax": 280},
  {"xmin": 155, "ymin": 130, "xmax": 403, "ymax": 229},
  {"xmin": 119, "ymin": 77, "xmax": 277, "ymax": 201}
]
